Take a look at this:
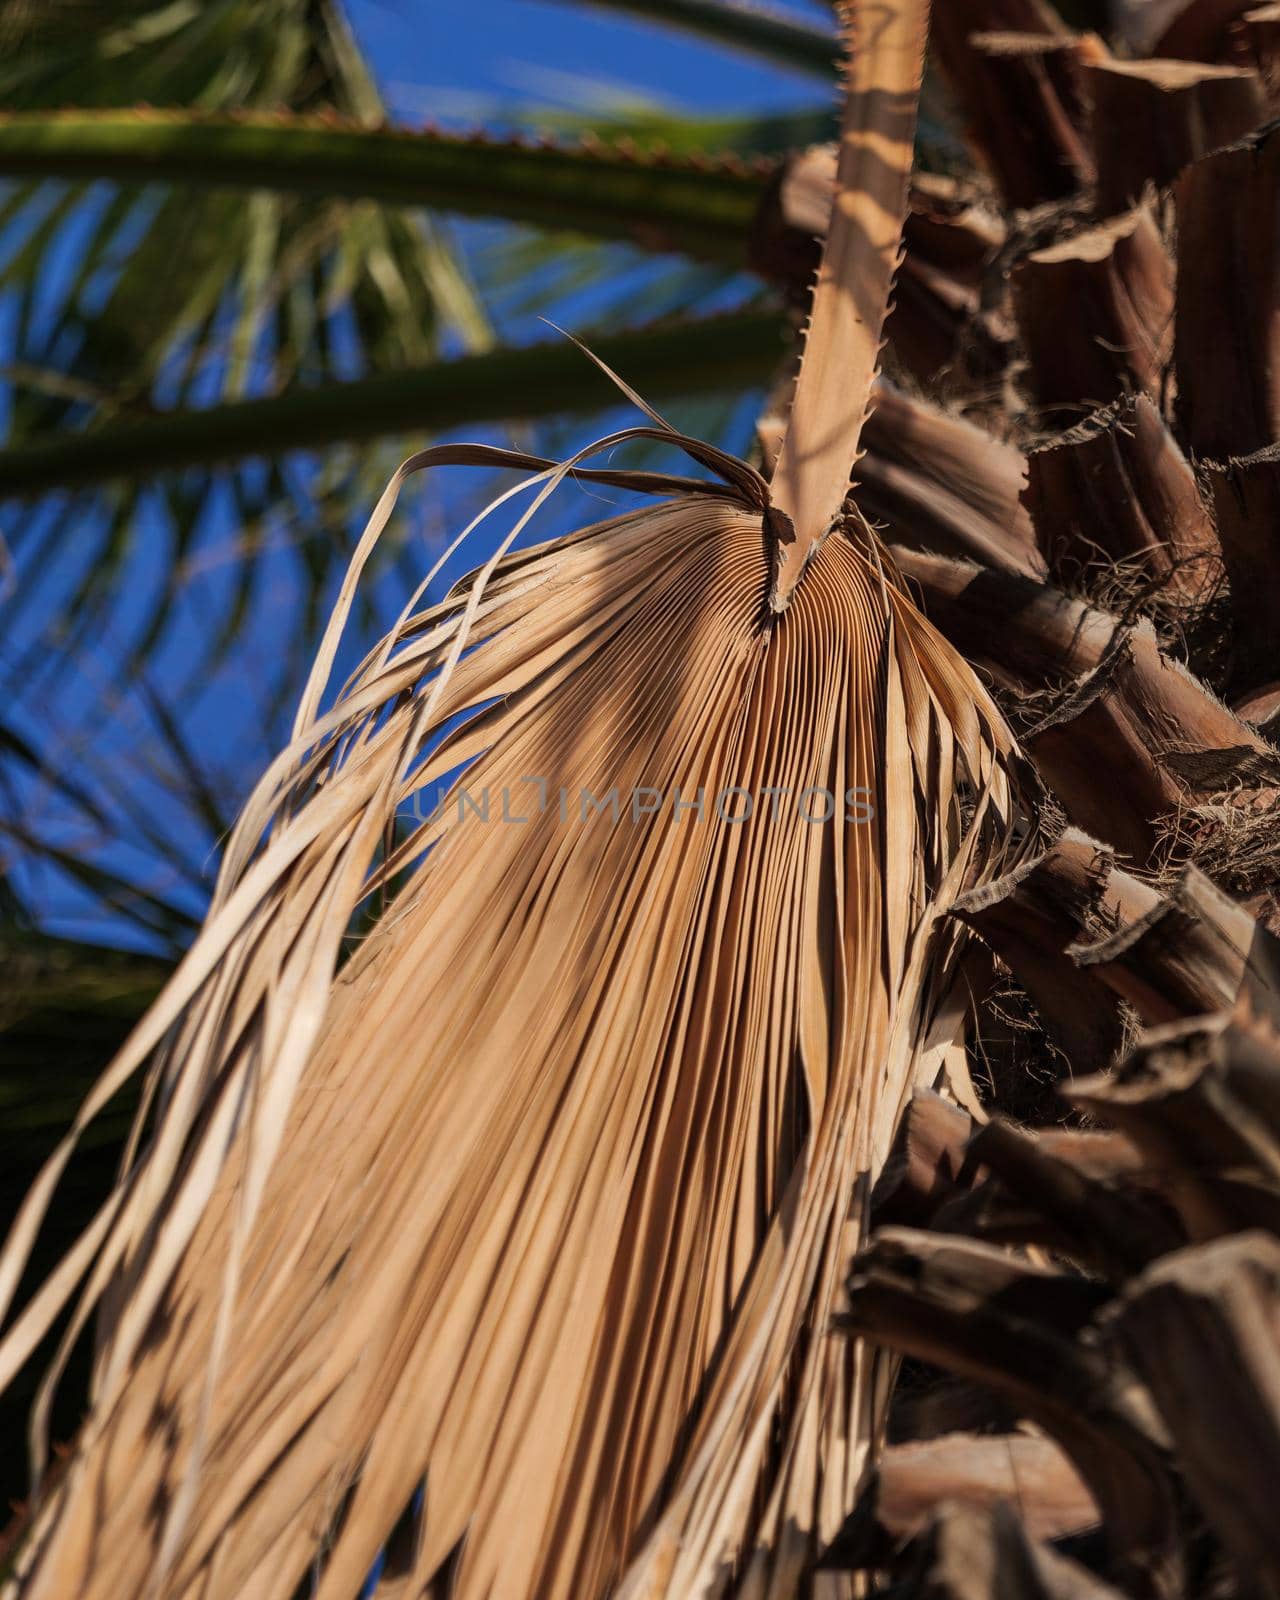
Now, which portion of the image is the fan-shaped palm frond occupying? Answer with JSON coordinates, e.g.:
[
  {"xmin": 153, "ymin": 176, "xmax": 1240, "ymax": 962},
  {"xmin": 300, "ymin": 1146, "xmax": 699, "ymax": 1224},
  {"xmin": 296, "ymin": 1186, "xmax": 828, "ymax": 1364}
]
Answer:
[{"xmin": 0, "ymin": 4, "xmax": 1035, "ymax": 1596}]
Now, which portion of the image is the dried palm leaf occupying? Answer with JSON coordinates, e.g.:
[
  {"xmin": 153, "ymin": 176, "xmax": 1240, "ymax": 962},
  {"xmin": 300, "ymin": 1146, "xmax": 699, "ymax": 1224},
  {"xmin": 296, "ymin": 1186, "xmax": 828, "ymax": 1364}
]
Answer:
[{"xmin": 0, "ymin": 4, "xmax": 1030, "ymax": 1597}]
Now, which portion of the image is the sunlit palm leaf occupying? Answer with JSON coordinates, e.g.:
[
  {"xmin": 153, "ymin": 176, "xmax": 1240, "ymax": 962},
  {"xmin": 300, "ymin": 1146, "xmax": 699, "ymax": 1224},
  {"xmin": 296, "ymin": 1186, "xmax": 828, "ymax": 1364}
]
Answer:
[
  {"xmin": 0, "ymin": 4, "xmax": 1035, "ymax": 1595},
  {"xmin": 0, "ymin": 433, "xmax": 1024, "ymax": 1600}
]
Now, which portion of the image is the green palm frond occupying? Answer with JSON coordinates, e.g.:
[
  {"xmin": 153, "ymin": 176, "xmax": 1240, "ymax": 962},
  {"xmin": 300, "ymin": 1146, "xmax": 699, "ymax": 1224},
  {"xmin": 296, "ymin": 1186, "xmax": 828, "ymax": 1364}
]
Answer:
[
  {"xmin": 0, "ymin": 309, "xmax": 787, "ymax": 498},
  {"xmin": 0, "ymin": 0, "xmax": 382, "ymax": 112},
  {"xmin": 0, "ymin": 708, "xmax": 209, "ymax": 952},
  {"xmin": 0, "ymin": 0, "xmax": 491, "ymax": 447},
  {"xmin": 0, "ymin": 109, "xmax": 774, "ymax": 267},
  {"xmin": 548, "ymin": 0, "xmax": 839, "ymax": 77},
  {"xmin": 505, "ymin": 104, "xmax": 838, "ymax": 156}
]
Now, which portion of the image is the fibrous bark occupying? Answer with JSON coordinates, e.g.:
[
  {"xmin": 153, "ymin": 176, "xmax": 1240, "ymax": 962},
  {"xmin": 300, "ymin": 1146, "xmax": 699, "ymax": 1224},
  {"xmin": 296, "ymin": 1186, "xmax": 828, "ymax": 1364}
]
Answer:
[
  {"xmin": 953, "ymin": 31, "xmax": 1101, "ymax": 207},
  {"xmin": 946, "ymin": 1115, "xmax": 1186, "ymax": 1273},
  {"xmin": 893, "ymin": 552, "xmax": 1274, "ymax": 864},
  {"xmin": 1023, "ymin": 394, "xmax": 1218, "ymax": 603},
  {"xmin": 870, "ymin": 1090, "xmax": 979, "ymax": 1228},
  {"xmin": 1175, "ymin": 124, "xmax": 1280, "ymax": 459},
  {"xmin": 843, "ymin": 1228, "xmax": 1183, "ymax": 1598},
  {"xmin": 926, "ymin": 1, "xmax": 1090, "ymax": 210},
  {"xmin": 949, "ymin": 832, "xmax": 1129, "ymax": 1068},
  {"xmin": 872, "ymin": 1502, "xmax": 1123, "ymax": 1599},
  {"xmin": 1068, "ymin": 866, "xmax": 1280, "ymax": 1025},
  {"xmin": 844, "ymin": 1013, "xmax": 1280, "ymax": 1600},
  {"xmin": 1071, "ymin": 1012, "xmax": 1280, "ymax": 1235},
  {"xmin": 823, "ymin": 1432, "xmax": 1098, "ymax": 1569},
  {"xmin": 1012, "ymin": 206, "xmax": 1174, "ymax": 416},
  {"xmin": 895, "ymin": 173, "xmax": 1012, "ymax": 385},
  {"xmin": 860, "ymin": 382, "xmax": 1043, "ymax": 576},
  {"xmin": 1102, "ymin": 1230, "xmax": 1280, "ymax": 1599},
  {"xmin": 1206, "ymin": 444, "xmax": 1280, "ymax": 693},
  {"xmin": 1086, "ymin": 57, "xmax": 1266, "ymax": 213}
]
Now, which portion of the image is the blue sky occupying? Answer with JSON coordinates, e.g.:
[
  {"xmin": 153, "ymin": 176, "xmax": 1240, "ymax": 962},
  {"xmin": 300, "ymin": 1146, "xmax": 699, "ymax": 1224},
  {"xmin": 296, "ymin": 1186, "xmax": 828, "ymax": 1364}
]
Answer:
[
  {"xmin": 2, "ymin": 1, "xmax": 837, "ymax": 950},
  {"xmin": 352, "ymin": 0, "xmax": 833, "ymax": 122}
]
